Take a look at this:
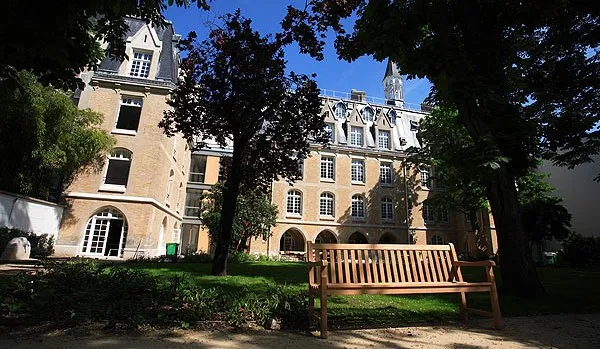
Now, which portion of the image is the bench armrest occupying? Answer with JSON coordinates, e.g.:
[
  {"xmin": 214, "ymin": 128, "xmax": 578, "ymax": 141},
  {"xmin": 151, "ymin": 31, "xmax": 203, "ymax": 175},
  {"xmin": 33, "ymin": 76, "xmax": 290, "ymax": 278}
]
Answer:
[
  {"xmin": 453, "ymin": 260, "xmax": 496, "ymax": 267},
  {"xmin": 308, "ymin": 260, "xmax": 329, "ymax": 267}
]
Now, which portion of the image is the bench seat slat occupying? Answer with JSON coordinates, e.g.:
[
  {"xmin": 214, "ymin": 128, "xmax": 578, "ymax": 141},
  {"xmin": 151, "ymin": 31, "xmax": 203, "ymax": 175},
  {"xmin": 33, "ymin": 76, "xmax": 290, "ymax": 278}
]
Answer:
[{"xmin": 326, "ymin": 282, "xmax": 492, "ymax": 288}]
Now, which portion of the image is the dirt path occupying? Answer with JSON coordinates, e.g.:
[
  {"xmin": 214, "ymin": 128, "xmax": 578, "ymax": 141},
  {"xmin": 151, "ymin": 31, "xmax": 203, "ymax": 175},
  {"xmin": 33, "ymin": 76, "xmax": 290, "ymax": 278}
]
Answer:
[{"xmin": 1, "ymin": 313, "xmax": 598, "ymax": 349}]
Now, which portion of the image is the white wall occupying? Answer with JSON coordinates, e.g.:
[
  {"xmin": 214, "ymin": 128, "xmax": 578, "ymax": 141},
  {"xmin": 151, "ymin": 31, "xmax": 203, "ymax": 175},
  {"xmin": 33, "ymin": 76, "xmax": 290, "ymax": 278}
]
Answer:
[
  {"xmin": 0, "ymin": 190, "xmax": 64, "ymax": 238},
  {"xmin": 540, "ymin": 155, "xmax": 600, "ymax": 237}
]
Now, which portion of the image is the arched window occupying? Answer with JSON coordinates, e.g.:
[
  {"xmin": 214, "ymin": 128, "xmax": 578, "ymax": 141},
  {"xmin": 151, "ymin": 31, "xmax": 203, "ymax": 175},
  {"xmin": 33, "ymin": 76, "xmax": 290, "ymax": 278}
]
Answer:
[
  {"xmin": 286, "ymin": 190, "xmax": 302, "ymax": 215},
  {"xmin": 351, "ymin": 195, "xmax": 365, "ymax": 218},
  {"xmin": 173, "ymin": 222, "xmax": 181, "ymax": 243},
  {"xmin": 176, "ymin": 182, "xmax": 183, "ymax": 211},
  {"xmin": 335, "ymin": 102, "xmax": 346, "ymax": 119},
  {"xmin": 430, "ymin": 235, "xmax": 444, "ymax": 245},
  {"xmin": 82, "ymin": 207, "xmax": 128, "ymax": 257},
  {"xmin": 315, "ymin": 230, "xmax": 337, "ymax": 244},
  {"xmin": 388, "ymin": 109, "xmax": 397, "ymax": 126},
  {"xmin": 279, "ymin": 229, "xmax": 305, "ymax": 252},
  {"xmin": 379, "ymin": 233, "xmax": 396, "ymax": 244},
  {"xmin": 166, "ymin": 169, "xmax": 174, "ymax": 201},
  {"xmin": 363, "ymin": 106, "xmax": 374, "ymax": 122},
  {"xmin": 319, "ymin": 192, "xmax": 334, "ymax": 217},
  {"xmin": 104, "ymin": 148, "xmax": 132, "ymax": 187},
  {"xmin": 381, "ymin": 196, "xmax": 393, "ymax": 220},
  {"xmin": 348, "ymin": 231, "xmax": 368, "ymax": 244}
]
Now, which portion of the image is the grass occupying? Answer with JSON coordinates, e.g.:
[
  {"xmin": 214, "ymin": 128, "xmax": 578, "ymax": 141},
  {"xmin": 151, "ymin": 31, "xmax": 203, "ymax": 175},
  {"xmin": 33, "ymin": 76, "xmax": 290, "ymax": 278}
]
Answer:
[{"xmin": 129, "ymin": 261, "xmax": 600, "ymax": 329}]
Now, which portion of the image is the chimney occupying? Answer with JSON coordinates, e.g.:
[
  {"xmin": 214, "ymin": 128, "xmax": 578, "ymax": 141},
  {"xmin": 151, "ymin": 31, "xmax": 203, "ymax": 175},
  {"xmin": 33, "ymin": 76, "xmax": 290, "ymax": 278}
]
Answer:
[{"xmin": 350, "ymin": 89, "xmax": 366, "ymax": 102}]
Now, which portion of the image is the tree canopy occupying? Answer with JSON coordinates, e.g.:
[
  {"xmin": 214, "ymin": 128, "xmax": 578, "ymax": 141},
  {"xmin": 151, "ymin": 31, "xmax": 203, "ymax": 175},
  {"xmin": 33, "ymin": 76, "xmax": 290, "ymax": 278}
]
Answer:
[
  {"xmin": 282, "ymin": 0, "xmax": 598, "ymax": 297},
  {"xmin": 0, "ymin": 71, "xmax": 115, "ymax": 201},
  {"xmin": 160, "ymin": 11, "xmax": 327, "ymax": 275},
  {"xmin": 0, "ymin": 0, "xmax": 210, "ymax": 89}
]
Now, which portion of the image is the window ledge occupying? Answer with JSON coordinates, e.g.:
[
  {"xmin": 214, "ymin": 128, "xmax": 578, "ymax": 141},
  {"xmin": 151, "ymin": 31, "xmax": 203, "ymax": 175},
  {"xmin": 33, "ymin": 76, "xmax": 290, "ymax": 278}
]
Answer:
[
  {"xmin": 319, "ymin": 216, "xmax": 335, "ymax": 221},
  {"xmin": 111, "ymin": 129, "xmax": 137, "ymax": 136},
  {"xmin": 320, "ymin": 178, "xmax": 335, "ymax": 183},
  {"xmin": 382, "ymin": 219, "xmax": 395, "ymax": 224},
  {"xmin": 380, "ymin": 183, "xmax": 393, "ymax": 187},
  {"xmin": 351, "ymin": 217, "xmax": 367, "ymax": 222},
  {"xmin": 99, "ymin": 184, "xmax": 126, "ymax": 193},
  {"xmin": 286, "ymin": 214, "xmax": 303, "ymax": 219},
  {"xmin": 351, "ymin": 181, "xmax": 366, "ymax": 186}
]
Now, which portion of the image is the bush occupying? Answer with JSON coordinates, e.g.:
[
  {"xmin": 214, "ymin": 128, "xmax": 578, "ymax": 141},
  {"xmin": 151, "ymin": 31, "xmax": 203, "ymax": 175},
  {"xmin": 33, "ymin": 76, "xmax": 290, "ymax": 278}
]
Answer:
[
  {"xmin": 1, "ymin": 259, "xmax": 308, "ymax": 329},
  {"xmin": 0, "ymin": 227, "xmax": 54, "ymax": 258},
  {"xmin": 559, "ymin": 232, "xmax": 600, "ymax": 267}
]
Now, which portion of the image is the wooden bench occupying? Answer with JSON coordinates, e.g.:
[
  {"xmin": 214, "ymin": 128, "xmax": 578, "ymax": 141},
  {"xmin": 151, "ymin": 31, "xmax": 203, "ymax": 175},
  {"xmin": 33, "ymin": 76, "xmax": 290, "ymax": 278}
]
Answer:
[{"xmin": 307, "ymin": 242, "xmax": 502, "ymax": 338}]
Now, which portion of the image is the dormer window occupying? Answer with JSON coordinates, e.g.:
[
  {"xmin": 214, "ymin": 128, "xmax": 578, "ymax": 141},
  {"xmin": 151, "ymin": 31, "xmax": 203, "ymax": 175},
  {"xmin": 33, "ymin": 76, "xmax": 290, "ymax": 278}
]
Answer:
[
  {"xmin": 410, "ymin": 120, "xmax": 419, "ymax": 131},
  {"xmin": 388, "ymin": 110, "xmax": 397, "ymax": 126},
  {"xmin": 129, "ymin": 51, "xmax": 152, "ymax": 78},
  {"xmin": 363, "ymin": 107, "xmax": 374, "ymax": 122},
  {"xmin": 335, "ymin": 102, "xmax": 346, "ymax": 119}
]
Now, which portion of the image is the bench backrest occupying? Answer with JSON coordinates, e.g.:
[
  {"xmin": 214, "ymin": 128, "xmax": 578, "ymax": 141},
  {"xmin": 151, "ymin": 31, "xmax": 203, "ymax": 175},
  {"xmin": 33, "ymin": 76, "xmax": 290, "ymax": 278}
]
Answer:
[{"xmin": 307, "ymin": 242, "xmax": 460, "ymax": 285}]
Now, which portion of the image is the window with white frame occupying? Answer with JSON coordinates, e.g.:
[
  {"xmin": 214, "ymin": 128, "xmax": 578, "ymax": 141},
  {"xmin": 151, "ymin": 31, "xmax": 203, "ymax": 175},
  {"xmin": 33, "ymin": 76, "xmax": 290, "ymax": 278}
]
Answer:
[
  {"xmin": 320, "ymin": 156, "xmax": 335, "ymax": 180},
  {"xmin": 172, "ymin": 223, "xmax": 181, "ymax": 243},
  {"xmin": 297, "ymin": 159, "xmax": 304, "ymax": 179},
  {"xmin": 351, "ymin": 159, "xmax": 365, "ymax": 183},
  {"xmin": 389, "ymin": 109, "xmax": 397, "ymax": 126},
  {"xmin": 166, "ymin": 169, "xmax": 174, "ymax": 201},
  {"xmin": 335, "ymin": 102, "xmax": 346, "ymax": 119},
  {"xmin": 363, "ymin": 107, "xmax": 374, "ymax": 122},
  {"xmin": 438, "ymin": 206, "xmax": 449, "ymax": 223},
  {"xmin": 286, "ymin": 190, "xmax": 302, "ymax": 215},
  {"xmin": 115, "ymin": 97, "xmax": 142, "ymax": 131},
  {"xmin": 129, "ymin": 51, "xmax": 152, "ymax": 78},
  {"xmin": 420, "ymin": 167, "xmax": 431, "ymax": 188},
  {"xmin": 430, "ymin": 235, "xmax": 444, "ymax": 245},
  {"xmin": 324, "ymin": 123, "xmax": 335, "ymax": 143},
  {"xmin": 319, "ymin": 192, "xmax": 334, "ymax": 217},
  {"xmin": 380, "ymin": 162, "xmax": 393, "ymax": 184},
  {"xmin": 104, "ymin": 148, "xmax": 132, "ymax": 186},
  {"xmin": 351, "ymin": 195, "xmax": 366, "ymax": 218},
  {"xmin": 378, "ymin": 130, "xmax": 390, "ymax": 149},
  {"xmin": 381, "ymin": 196, "xmax": 393, "ymax": 220},
  {"xmin": 282, "ymin": 232, "xmax": 295, "ymax": 250},
  {"xmin": 350, "ymin": 126, "xmax": 363, "ymax": 146},
  {"xmin": 423, "ymin": 204, "xmax": 435, "ymax": 222}
]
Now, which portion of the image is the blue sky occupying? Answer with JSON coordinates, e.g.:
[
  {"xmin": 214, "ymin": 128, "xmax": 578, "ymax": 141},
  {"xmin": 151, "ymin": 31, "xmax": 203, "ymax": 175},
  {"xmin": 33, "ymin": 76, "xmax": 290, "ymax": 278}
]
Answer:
[{"xmin": 164, "ymin": 0, "xmax": 431, "ymax": 106}]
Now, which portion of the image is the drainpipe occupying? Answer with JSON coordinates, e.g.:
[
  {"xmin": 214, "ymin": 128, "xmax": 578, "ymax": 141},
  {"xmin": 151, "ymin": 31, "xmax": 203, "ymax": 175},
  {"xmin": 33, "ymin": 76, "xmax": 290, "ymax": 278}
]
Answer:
[{"xmin": 403, "ymin": 162, "xmax": 411, "ymax": 244}]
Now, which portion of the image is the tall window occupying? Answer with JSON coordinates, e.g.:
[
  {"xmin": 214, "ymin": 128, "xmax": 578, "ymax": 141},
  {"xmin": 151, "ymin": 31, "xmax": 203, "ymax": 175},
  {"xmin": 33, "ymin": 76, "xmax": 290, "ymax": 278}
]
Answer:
[
  {"xmin": 438, "ymin": 206, "xmax": 449, "ymax": 223},
  {"xmin": 129, "ymin": 51, "xmax": 152, "ymax": 78},
  {"xmin": 319, "ymin": 192, "xmax": 334, "ymax": 217},
  {"xmin": 184, "ymin": 189, "xmax": 203, "ymax": 217},
  {"xmin": 389, "ymin": 109, "xmax": 397, "ymax": 126},
  {"xmin": 335, "ymin": 102, "xmax": 346, "ymax": 119},
  {"xmin": 166, "ymin": 169, "xmax": 174, "ymax": 201},
  {"xmin": 297, "ymin": 159, "xmax": 304, "ymax": 179},
  {"xmin": 351, "ymin": 159, "xmax": 365, "ymax": 183},
  {"xmin": 381, "ymin": 197, "xmax": 393, "ymax": 220},
  {"xmin": 350, "ymin": 126, "xmax": 363, "ymax": 146},
  {"xmin": 324, "ymin": 123, "xmax": 335, "ymax": 143},
  {"xmin": 189, "ymin": 155, "xmax": 207, "ymax": 183},
  {"xmin": 104, "ymin": 148, "xmax": 132, "ymax": 187},
  {"xmin": 423, "ymin": 204, "xmax": 435, "ymax": 222},
  {"xmin": 351, "ymin": 195, "xmax": 366, "ymax": 218},
  {"xmin": 380, "ymin": 162, "xmax": 393, "ymax": 185},
  {"xmin": 320, "ymin": 156, "xmax": 335, "ymax": 180},
  {"xmin": 282, "ymin": 232, "xmax": 295, "ymax": 250},
  {"xmin": 363, "ymin": 107, "xmax": 374, "ymax": 122},
  {"xmin": 378, "ymin": 130, "xmax": 390, "ymax": 149},
  {"xmin": 430, "ymin": 235, "xmax": 444, "ymax": 245},
  {"xmin": 81, "ymin": 208, "xmax": 128, "ymax": 257},
  {"xmin": 420, "ymin": 167, "xmax": 431, "ymax": 188},
  {"xmin": 286, "ymin": 190, "xmax": 302, "ymax": 215},
  {"xmin": 115, "ymin": 97, "xmax": 142, "ymax": 131}
]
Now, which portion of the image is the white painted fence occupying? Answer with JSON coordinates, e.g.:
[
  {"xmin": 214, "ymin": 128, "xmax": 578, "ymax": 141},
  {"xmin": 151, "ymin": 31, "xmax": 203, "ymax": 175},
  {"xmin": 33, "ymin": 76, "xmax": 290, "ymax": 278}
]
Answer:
[{"xmin": 0, "ymin": 190, "xmax": 64, "ymax": 238}]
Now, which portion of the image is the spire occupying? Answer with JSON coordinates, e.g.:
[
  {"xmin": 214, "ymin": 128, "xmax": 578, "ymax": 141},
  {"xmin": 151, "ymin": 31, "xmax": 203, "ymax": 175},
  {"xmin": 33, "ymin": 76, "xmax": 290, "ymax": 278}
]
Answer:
[
  {"xmin": 383, "ymin": 59, "xmax": 400, "ymax": 81},
  {"xmin": 382, "ymin": 59, "xmax": 404, "ymax": 106}
]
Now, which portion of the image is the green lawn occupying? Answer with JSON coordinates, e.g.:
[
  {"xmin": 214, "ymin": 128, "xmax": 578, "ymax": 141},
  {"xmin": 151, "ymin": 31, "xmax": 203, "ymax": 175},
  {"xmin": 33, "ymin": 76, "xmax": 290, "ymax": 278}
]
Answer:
[{"xmin": 130, "ymin": 261, "xmax": 600, "ymax": 329}]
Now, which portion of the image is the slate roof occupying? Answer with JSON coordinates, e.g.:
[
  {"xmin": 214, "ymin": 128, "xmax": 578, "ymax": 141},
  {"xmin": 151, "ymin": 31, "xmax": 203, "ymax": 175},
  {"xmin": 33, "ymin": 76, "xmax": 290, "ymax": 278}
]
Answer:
[
  {"xmin": 383, "ymin": 59, "xmax": 400, "ymax": 81},
  {"xmin": 98, "ymin": 17, "xmax": 179, "ymax": 83}
]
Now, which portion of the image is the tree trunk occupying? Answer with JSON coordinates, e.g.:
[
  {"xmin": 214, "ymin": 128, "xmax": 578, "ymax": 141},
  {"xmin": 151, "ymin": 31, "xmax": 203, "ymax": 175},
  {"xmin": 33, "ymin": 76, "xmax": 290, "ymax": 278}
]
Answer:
[
  {"xmin": 486, "ymin": 168, "xmax": 545, "ymax": 297},
  {"xmin": 211, "ymin": 147, "xmax": 243, "ymax": 276}
]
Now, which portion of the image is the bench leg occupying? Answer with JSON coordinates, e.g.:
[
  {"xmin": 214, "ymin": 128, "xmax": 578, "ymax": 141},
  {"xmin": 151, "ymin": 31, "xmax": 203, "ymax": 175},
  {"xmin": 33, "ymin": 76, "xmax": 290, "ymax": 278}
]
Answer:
[
  {"xmin": 490, "ymin": 285, "xmax": 503, "ymax": 329},
  {"xmin": 308, "ymin": 288, "xmax": 315, "ymax": 328},
  {"xmin": 459, "ymin": 292, "xmax": 468, "ymax": 320},
  {"xmin": 320, "ymin": 286, "xmax": 328, "ymax": 339}
]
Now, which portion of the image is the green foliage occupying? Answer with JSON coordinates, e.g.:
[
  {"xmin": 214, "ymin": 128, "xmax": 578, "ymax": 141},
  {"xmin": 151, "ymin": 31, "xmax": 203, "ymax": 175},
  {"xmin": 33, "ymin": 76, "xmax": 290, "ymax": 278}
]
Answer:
[
  {"xmin": 0, "ymin": 71, "xmax": 114, "ymax": 201},
  {"xmin": 0, "ymin": 1, "xmax": 210, "ymax": 89},
  {"xmin": 560, "ymin": 233, "xmax": 600, "ymax": 268},
  {"xmin": 201, "ymin": 183, "xmax": 277, "ymax": 252},
  {"xmin": 0, "ymin": 259, "xmax": 308, "ymax": 329},
  {"xmin": 0, "ymin": 227, "xmax": 55, "ymax": 258}
]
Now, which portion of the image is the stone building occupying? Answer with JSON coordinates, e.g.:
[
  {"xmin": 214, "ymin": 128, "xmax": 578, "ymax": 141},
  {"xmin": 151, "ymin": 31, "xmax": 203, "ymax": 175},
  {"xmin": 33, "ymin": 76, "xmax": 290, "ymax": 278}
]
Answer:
[{"xmin": 55, "ymin": 18, "xmax": 190, "ymax": 258}]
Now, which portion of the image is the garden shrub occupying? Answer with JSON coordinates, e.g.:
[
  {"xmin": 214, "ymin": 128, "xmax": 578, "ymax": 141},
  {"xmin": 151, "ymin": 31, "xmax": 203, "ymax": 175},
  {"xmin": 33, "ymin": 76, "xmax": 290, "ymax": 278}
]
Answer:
[
  {"xmin": 560, "ymin": 232, "xmax": 600, "ymax": 267},
  {"xmin": 0, "ymin": 227, "xmax": 55, "ymax": 258}
]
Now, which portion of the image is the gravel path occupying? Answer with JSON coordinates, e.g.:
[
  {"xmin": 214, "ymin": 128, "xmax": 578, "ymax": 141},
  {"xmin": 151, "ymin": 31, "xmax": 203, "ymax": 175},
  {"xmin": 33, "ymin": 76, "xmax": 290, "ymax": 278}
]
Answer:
[{"xmin": 1, "ymin": 313, "xmax": 598, "ymax": 349}]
